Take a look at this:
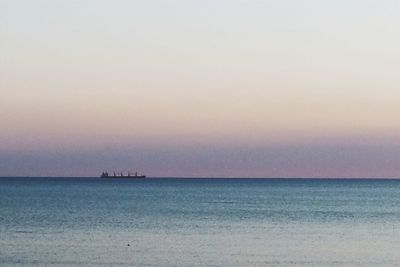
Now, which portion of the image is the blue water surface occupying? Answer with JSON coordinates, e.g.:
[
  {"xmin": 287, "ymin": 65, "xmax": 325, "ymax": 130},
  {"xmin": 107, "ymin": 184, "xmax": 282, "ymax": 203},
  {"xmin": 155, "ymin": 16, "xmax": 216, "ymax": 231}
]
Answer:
[{"xmin": 1, "ymin": 177, "xmax": 400, "ymax": 266}]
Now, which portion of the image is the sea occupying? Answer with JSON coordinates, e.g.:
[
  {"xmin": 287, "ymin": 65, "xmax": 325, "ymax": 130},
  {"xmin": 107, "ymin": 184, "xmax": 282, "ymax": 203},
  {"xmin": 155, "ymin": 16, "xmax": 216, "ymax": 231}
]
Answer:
[{"xmin": 1, "ymin": 177, "xmax": 400, "ymax": 266}]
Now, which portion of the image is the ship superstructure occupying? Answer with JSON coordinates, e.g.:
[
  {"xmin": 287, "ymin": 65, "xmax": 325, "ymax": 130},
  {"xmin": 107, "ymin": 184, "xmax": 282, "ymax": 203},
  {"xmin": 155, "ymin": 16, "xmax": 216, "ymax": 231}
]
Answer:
[{"xmin": 100, "ymin": 171, "xmax": 146, "ymax": 179}]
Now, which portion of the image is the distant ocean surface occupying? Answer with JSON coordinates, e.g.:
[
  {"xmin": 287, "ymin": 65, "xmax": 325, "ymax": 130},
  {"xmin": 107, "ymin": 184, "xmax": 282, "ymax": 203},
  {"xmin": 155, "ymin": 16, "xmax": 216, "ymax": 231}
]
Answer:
[{"xmin": 1, "ymin": 178, "xmax": 400, "ymax": 266}]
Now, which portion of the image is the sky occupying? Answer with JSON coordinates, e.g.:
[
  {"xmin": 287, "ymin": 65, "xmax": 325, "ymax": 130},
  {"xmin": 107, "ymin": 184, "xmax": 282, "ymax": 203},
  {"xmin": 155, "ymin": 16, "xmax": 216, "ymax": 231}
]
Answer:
[{"xmin": 1, "ymin": 0, "xmax": 400, "ymax": 177}]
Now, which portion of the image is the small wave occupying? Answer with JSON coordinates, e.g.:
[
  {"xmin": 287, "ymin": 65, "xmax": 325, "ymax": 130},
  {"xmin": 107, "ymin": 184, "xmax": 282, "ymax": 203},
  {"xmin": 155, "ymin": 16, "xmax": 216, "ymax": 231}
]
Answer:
[{"xmin": 14, "ymin": 230, "xmax": 34, "ymax": 234}]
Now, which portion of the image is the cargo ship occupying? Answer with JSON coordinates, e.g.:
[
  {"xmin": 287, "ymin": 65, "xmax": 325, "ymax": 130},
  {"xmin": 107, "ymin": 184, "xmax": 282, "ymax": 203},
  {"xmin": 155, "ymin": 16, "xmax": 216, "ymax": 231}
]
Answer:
[{"xmin": 100, "ymin": 171, "xmax": 146, "ymax": 179}]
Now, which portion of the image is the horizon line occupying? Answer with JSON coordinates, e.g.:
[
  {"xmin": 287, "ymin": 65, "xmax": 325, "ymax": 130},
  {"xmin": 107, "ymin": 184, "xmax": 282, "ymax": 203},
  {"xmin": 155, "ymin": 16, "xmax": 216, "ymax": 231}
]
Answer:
[{"xmin": 1, "ymin": 176, "xmax": 400, "ymax": 180}]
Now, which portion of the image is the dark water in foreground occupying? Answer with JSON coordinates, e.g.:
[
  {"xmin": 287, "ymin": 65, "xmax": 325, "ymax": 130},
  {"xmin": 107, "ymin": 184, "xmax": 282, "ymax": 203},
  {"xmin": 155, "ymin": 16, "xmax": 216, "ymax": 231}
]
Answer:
[{"xmin": 1, "ymin": 178, "xmax": 400, "ymax": 266}]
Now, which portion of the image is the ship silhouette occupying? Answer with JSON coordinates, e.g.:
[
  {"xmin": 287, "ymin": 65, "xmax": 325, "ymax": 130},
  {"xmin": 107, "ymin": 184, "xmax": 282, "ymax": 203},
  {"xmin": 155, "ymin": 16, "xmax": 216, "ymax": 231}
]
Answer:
[{"xmin": 100, "ymin": 171, "xmax": 146, "ymax": 179}]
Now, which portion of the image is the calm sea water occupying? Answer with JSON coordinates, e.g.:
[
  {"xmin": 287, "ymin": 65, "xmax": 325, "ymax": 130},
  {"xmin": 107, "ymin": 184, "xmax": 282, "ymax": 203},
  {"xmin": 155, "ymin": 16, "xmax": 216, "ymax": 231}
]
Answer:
[{"xmin": 1, "ymin": 178, "xmax": 400, "ymax": 266}]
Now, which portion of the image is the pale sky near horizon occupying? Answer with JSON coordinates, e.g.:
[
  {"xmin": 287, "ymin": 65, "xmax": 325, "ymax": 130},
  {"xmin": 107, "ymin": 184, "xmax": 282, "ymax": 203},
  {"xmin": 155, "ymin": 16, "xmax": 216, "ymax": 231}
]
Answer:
[{"xmin": 1, "ymin": 0, "xmax": 400, "ymax": 177}]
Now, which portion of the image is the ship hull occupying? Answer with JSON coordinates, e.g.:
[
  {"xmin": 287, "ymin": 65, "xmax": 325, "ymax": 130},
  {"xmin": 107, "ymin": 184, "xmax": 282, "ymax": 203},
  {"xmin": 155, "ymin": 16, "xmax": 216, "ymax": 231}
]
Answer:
[{"xmin": 101, "ymin": 175, "xmax": 146, "ymax": 179}]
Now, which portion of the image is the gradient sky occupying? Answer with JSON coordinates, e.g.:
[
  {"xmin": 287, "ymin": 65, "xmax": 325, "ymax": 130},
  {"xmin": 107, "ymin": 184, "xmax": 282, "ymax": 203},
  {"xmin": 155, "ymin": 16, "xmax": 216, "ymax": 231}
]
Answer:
[{"xmin": 1, "ymin": 0, "xmax": 400, "ymax": 177}]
